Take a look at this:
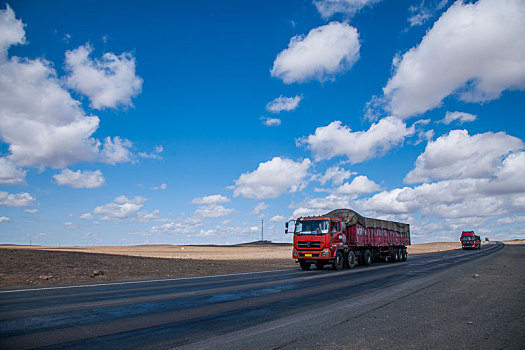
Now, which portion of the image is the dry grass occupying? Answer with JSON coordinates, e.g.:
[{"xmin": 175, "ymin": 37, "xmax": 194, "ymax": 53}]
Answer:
[{"xmin": 0, "ymin": 241, "xmax": 472, "ymax": 260}]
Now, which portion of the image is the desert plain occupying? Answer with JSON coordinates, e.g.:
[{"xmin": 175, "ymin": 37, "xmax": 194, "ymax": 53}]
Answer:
[{"xmin": 1, "ymin": 240, "xmax": 522, "ymax": 289}]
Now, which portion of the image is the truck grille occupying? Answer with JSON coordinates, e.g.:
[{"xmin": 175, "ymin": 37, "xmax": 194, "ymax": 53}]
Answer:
[{"xmin": 298, "ymin": 241, "xmax": 321, "ymax": 249}]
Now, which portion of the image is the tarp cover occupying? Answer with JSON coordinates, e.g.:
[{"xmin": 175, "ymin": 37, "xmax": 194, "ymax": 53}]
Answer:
[{"xmin": 324, "ymin": 209, "xmax": 410, "ymax": 234}]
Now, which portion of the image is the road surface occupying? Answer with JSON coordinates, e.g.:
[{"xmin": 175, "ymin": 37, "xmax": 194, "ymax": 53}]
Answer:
[{"xmin": 1, "ymin": 242, "xmax": 523, "ymax": 349}]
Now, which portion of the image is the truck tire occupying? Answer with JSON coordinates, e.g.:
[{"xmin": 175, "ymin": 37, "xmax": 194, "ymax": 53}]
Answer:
[
  {"xmin": 402, "ymin": 248, "xmax": 407, "ymax": 261},
  {"xmin": 362, "ymin": 250, "xmax": 372, "ymax": 266},
  {"xmin": 347, "ymin": 251, "xmax": 357, "ymax": 269},
  {"xmin": 390, "ymin": 249, "xmax": 398, "ymax": 262},
  {"xmin": 332, "ymin": 251, "xmax": 344, "ymax": 271},
  {"xmin": 300, "ymin": 261, "xmax": 311, "ymax": 271}
]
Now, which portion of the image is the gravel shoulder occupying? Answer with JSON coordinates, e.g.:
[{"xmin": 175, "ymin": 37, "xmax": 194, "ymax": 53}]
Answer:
[{"xmin": 0, "ymin": 247, "xmax": 295, "ymax": 289}]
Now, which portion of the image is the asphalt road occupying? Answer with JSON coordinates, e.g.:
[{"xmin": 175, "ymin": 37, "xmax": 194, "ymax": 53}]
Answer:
[{"xmin": 1, "ymin": 242, "xmax": 521, "ymax": 349}]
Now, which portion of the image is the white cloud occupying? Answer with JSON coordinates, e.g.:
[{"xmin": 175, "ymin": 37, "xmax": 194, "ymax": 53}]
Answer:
[
  {"xmin": 407, "ymin": 0, "xmax": 449, "ymax": 27},
  {"xmin": 135, "ymin": 209, "xmax": 166, "ymax": 223},
  {"xmin": 299, "ymin": 117, "xmax": 414, "ymax": 163},
  {"xmin": 53, "ymin": 169, "xmax": 105, "ymax": 189},
  {"xmin": 336, "ymin": 175, "xmax": 381, "ymax": 194},
  {"xmin": 79, "ymin": 213, "xmax": 93, "ymax": 220},
  {"xmin": 0, "ymin": 191, "xmax": 34, "ymax": 207},
  {"xmin": 291, "ymin": 193, "xmax": 354, "ymax": 218},
  {"xmin": 65, "ymin": 43, "xmax": 143, "ymax": 109},
  {"xmin": 405, "ymin": 130, "xmax": 524, "ymax": 184},
  {"xmin": 195, "ymin": 204, "xmax": 235, "ymax": 219},
  {"xmin": 233, "ymin": 157, "xmax": 312, "ymax": 200},
  {"xmin": 151, "ymin": 183, "xmax": 167, "ymax": 190},
  {"xmin": 0, "ymin": 157, "xmax": 26, "ymax": 185},
  {"xmin": 271, "ymin": 22, "xmax": 360, "ymax": 84},
  {"xmin": 64, "ymin": 221, "xmax": 78, "ymax": 229},
  {"xmin": 0, "ymin": 4, "xmax": 25, "ymax": 57},
  {"xmin": 114, "ymin": 195, "xmax": 147, "ymax": 204},
  {"xmin": 151, "ymin": 217, "xmax": 203, "ymax": 235},
  {"xmin": 0, "ymin": 216, "xmax": 10, "ymax": 223},
  {"xmin": 192, "ymin": 194, "xmax": 230, "ymax": 205},
  {"xmin": 24, "ymin": 208, "xmax": 39, "ymax": 213},
  {"xmin": 439, "ymin": 111, "xmax": 477, "ymax": 125},
  {"xmin": 138, "ymin": 145, "xmax": 163, "ymax": 160},
  {"xmin": 270, "ymin": 215, "xmax": 286, "ymax": 222},
  {"xmin": 313, "ymin": 0, "xmax": 383, "ymax": 19},
  {"xmin": 497, "ymin": 215, "xmax": 525, "ymax": 225},
  {"xmin": 357, "ymin": 150, "xmax": 525, "ymax": 220},
  {"xmin": 99, "ymin": 136, "xmax": 133, "ymax": 165},
  {"xmin": 384, "ymin": 0, "xmax": 525, "ymax": 118},
  {"xmin": 261, "ymin": 117, "xmax": 281, "ymax": 127},
  {"xmin": 315, "ymin": 166, "xmax": 354, "ymax": 186},
  {"xmin": 251, "ymin": 202, "xmax": 268, "ymax": 215},
  {"xmin": 266, "ymin": 95, "xmax": 302, "ymax": 113},
  {"xmin": 86, "ymin": 195, "xmax": 147, "ymax": 220}
]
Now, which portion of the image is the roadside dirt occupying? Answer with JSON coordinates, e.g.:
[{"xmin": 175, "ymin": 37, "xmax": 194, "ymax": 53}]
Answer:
[{"xmin": 0, "ymin": 241, "xmax": 481, "ymax": 289}]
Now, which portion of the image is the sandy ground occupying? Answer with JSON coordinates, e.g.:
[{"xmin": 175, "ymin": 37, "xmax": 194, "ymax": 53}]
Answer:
[
  {"xmin": 0, "ymin": 241, "xmax": 486, "ymax": 260},
  {"xmin": 0, "ymin": 240, "xmax": 514, "ymax": 289}
]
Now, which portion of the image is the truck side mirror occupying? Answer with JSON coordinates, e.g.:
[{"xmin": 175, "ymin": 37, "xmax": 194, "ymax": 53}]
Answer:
[
  {"xmin": 341, "ymin": 222, "xmax": 346, "ymax": 232},
  {"xmin": 285, "ymin": 222, "xmax": 288, "ymax": 234}
]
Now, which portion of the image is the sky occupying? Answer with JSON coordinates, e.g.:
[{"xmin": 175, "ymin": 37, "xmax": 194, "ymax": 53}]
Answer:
[{"xmin": 0, "ymin": 0, "xmax": 524, "ymax": 246}]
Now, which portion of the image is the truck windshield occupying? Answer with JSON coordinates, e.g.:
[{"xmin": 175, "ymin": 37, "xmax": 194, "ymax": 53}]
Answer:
[
  {"xmin": 461, "ymin": 236, "xmax": 473, "ymax": 241},
  {"xmin": 295, "ymin": 220, "xmax": 329, "ymax": 235}
]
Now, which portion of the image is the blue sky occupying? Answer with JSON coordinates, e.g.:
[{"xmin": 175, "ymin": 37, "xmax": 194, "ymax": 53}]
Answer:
[{"xmin": 1, "ymin": 0, "xmax": 524, "ymax": 246}]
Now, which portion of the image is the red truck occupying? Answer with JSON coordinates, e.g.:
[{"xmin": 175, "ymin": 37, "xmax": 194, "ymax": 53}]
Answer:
[
  {"xmin": 286, "ymin": 209, "xmax": 410, "ymax": 270},
  {"xmin": 460, "ymin": 231, "xmax": 481, "ymax": 250}
]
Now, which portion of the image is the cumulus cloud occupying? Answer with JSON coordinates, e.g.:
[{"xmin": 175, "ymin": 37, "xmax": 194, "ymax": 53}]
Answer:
[
  {"xmin": 233, "ymin": 157, "xmax": 312, "ymax": 200},
  {"xmin": 195, "ymin": 204, "xmax": 235, "ymax": 219},
  {"xmin": 151, "ymin": 217, "xmax": 203, "ymax": 234},
  {"xmin": 192, "ymin": 194, "xmax": 230, "ymax": 205},
  {"xmin": 270, "ymin": 215, "xmax": 286, "ymax": 222},
  {"xmin": 405, "ymin": 130, "xmax": 524, "ymax": 184},
  {"xmin": 0, "ymin": 6, "xmax": 138, "ymax": 170},
  {"xmin": 313, "ymin": 0, "xmax": 383, "ymax": 19},
  {"xmin": 271, "ymin": 22, "xmax": 360, "ymax": 84},
  {"xmin": 266, "ymin": 95, "xmax": 302, "ymax": 113},
  {"xmin": 0, "ymin": 216, "xmax": 10, "ymax": 223},
  {"xmin": 384, "ymin": 0, "xmax": 525, "ymax": 118},
  {"xmin": 299, "ymin": 117, "xmax": 414, "ymax": 163},
  {"xmin": 0, "ymin": 157, "xmax": 26, "ymax": 185},
  {"xmin": 439, "ymin": 111, "xmax": 476, "ymax": 125},
  {"xmin": 84, "ymin": 195, "xmax": 147, "ymax": 220},
  {"xmin": 336, "ymin": 175, "xmax": 381, "ymax": 194},
  {"xmin": 99, "ymin": 136, "xmax": 133, "ymax": 165},
  {"xmin": 315, "ymin": 166, "xmax": 354, "ymax": 186},
  {"xmin": 65, "ymin": 43, "xmax": 143, "ymax": 109},
  {"xmin": 261, "ymin": 117, "xmax": 281, "ymax": 127},
  {"xmin": 53, "ymin": 169, "xmax": 105, "ymax": 189},
  {"xmin": 0, "ymin": 191, "xmax": 34, "ymax": 207},
  {"xmin": 24, "ymin": 208, "xmax": 39, "ymax": 213}
]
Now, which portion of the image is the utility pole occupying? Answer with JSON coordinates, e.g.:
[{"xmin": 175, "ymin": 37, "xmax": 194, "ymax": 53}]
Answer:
[{"xmin": 261, "ymin": 219, "xmax": 264, "ymax": 242}]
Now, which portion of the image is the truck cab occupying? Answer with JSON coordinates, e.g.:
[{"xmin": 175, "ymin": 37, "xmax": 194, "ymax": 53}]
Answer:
[
  {"xmin": 461, "ymin": 231, "xmax": 481, "ymax": 250},
  {"xmin": 287, "ymin": 216, "xmax": 346, "ymax": 270}
]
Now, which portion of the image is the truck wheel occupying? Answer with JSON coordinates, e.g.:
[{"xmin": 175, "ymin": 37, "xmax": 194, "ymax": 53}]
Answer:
[
  {"xmin": 362, "ymin": 250, "xmax": 372, "ymax": 266},
  {"xmin": 316, "ymin": 262, "xmax": 325, "ymax": 270},
  {"xmin": 390, "ymin": 249, "xmax": 398, "ymax": 262},
  {"xmin": 347, "ymin": 251, "xmax": 357, "ymax": 269},
  {"xmin": 332, "ymin": 251, "xmax": 344, "ymax": 271},
  {"xmin": 402, "ymin": 249, "xmax": 407, "ymax": 261},
  {"xmin": 300, "ymin": 261, "xmax": 311, "ymax": 271}
]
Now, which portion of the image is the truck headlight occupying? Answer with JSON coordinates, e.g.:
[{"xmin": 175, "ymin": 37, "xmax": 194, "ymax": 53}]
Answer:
[{"xmin": 321, "ymin": 249, "xmax": 330, "ymax": 257}]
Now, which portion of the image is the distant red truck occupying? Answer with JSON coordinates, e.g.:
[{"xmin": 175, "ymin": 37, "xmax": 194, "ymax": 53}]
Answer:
[
  {"xmin": 460, "ymin": 231, "xmax": 481, "ymax": 250},
  {"xmin": 286, "ymin": 209, "xmax": 410, "ymax": 271}
]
